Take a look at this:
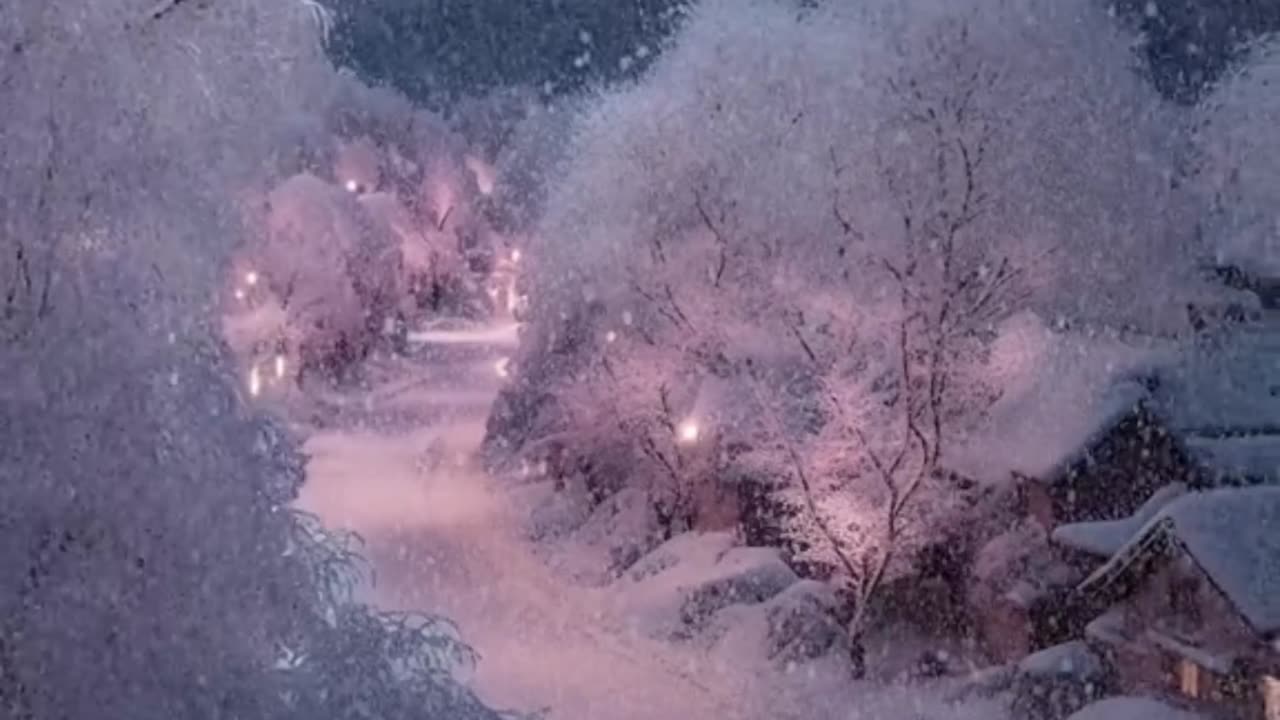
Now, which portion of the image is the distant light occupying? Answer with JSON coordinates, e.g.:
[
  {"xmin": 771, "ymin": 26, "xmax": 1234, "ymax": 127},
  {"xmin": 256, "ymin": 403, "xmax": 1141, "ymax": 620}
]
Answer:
[
  {"xmin": 248, "ymin": 365, "xmax": 262, "ymax": 397},
  {"xmin": 511, "ymin": 248, "xmax": 522, "ymax": 264},
  {"xmin": 505, "ymin": 278, "xmax": 520, "ymax": 313},
  {"xmin": 605, "ymin": 330, "xmax": 618, "ymax": 343},
  {"xmin": 234, "ymin": 288, "xmax": 246, "ymax": 301},
  {"xmin": 677, "ymin": 419, "xmax": 700, "ymax": 445},
  {"xmin": 464, "ymin": 156, "xmax": 496, "ymax": 195},
  {"xmin": 245, "ymin": 270, "xmax": 259, "ymax": 286},
  {"xmin": 344, "ymin": 179, "xmax": 359, "ymax": 193},
  {"xmin": 274, "ymin": 354, "xmax": 287, "ymax": 380},
  {"xmin": 622, "ymin": 310, "xmax": 634, "ymax": 326},
  {"xmin": 494, "ymin": 357, "xmax": 511, "ymax": 379}
]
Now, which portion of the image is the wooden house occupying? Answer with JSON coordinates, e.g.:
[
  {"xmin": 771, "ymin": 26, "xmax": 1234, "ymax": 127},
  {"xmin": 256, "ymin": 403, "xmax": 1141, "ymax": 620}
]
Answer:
[
  {"xmin": 1013, "ymin": 399, "xmax": 1203, "ymax": 529},
  {"xmin": 948, "ymin": 311, "xmax": 1280, "ymax": 663},
  {"xmin": 945, "ymin": 314, "xmax": 1201, "ymax": 531},
  {"xmin": 1066, "ymin": 487, "xmax": 1280, "ymax": 720}
]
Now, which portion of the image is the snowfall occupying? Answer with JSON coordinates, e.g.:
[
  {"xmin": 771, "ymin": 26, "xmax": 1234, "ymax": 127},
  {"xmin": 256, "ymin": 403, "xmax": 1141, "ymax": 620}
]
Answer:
[{"xmin": 4, "ymin": 0, "xmax": 1277, "ymax": 719}]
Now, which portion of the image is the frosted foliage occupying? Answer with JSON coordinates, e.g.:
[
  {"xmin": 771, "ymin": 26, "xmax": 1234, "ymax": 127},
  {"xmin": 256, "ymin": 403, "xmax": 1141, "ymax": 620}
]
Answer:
[
  {"xmin": 0, "ymin": 2, "xmax": 495, "ymax": 719},
  {"xmin": 528, "ymin": 0, "xmax": 1217, "ymax": 634},
  {"xmin": 536, "ymin": 0, "xmax": 1219, "ymax": 336},
  {"xmin": 1195, "ymin": 37, "xmax": 1280, "ymax": 276},
  {"xmin": 0, "ymin": 1, "xmax": 335, "ymax": 326}
]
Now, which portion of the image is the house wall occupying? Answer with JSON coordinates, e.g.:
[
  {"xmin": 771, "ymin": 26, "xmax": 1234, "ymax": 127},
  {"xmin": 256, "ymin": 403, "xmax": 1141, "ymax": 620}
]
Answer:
[
  {"xmin": 1107, "ymin": 553, "xmax": 1268, "ymax": 718},
  {"xmin": 1051, "ymin": 407, "xmax": 1203, "ymax": 525},
  {"xmin": 976, "ymin": 593, "xmax": 1033, "ymax": 663},
  {"xmin": 1016, "ymin": 479, "xmax": 1057, "ymax": 529}
]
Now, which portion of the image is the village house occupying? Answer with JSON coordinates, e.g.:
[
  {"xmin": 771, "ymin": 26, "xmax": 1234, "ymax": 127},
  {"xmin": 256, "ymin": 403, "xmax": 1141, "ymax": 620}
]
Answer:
[
  {"xmin": 1057, "ymin": 486, "xmax": 1280, "ymax": 720},
  {"xmin": 951, "ymin": 308, "xmax": 1280, "ymax": 663},
  {"xmin": 943, "ymin": 314, "xmax": 1193, "ymax": 661}
]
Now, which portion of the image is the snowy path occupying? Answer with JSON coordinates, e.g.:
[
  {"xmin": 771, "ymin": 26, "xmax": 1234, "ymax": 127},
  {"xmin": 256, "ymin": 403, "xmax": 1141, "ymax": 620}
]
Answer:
[{"xmin": 293, "ymin": 340, "xmax": 758, "ymax": 720}]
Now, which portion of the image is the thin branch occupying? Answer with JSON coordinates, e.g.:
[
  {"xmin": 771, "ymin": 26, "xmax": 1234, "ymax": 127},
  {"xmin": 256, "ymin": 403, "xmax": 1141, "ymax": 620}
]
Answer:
[
  {"xmin": 741, "ymin": 363, "xmax": 862, "ymax": 584},
  {"xmin": 787, "ymin": 321, "xmax": 820, "ymax": 367},
  {"xmin": 694, "ymin": 192, "xmax": 728, "ymax": 288},
  {"xmin": 632, "ymin": 282, "xmax": 684, "ymax": 329},
  {"xmin": 145, "ymin": 0, "xmax": 193, "ymax": 23},
  {"xmin": 662, "ymin": 283, "xmax": 693, "ymax": 329}
]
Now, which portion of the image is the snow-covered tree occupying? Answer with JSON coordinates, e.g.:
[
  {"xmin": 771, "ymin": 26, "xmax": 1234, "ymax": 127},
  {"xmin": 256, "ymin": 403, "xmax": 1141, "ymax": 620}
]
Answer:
[
  {"xmin": 749, "ymin": 29, "xmax": 1034, "ymax": 651},
  {"xmin": 500, "ymin": 0, "xmax": 1232, "ymax": 666},
  {"xmin": 531, "ymin": 0, "xmax": 1223, "ymax": 339},
  {"xmin": 0, "ymin": 2, "xmax": 502, "ymax": 717}
]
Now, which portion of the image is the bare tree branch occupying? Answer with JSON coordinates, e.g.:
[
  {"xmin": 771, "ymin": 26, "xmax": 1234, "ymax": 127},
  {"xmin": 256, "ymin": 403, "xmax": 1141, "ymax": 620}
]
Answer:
[{"xmin": 693, "ymin": 191, "xmax": 729, "ymax": 288}]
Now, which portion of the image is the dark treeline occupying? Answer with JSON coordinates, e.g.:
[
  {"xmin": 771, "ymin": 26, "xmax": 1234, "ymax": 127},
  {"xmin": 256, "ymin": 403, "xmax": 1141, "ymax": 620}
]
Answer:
[{"xmin": 325, "ymin": 0, "xmax": 1280, "ymax": 107}]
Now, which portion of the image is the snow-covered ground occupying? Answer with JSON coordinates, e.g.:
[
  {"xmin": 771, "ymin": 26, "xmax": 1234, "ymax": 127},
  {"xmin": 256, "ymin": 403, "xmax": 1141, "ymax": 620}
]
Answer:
[
  {"xmin": 292, "ymin": 326, "xmax": 1011, "ymax": 720},
  {"xmin": 295, "ymin": 338, "xmax": 755, "ymax": 719}
]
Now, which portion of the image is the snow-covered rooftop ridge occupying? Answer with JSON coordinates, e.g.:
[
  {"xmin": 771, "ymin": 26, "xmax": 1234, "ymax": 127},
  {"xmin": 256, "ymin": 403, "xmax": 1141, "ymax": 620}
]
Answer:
[
  {"xmin": 1151, "ymin": 318, "xmax": 1280, "ymax": 434},
  {"xmin": 1016, "ymin": 640, "xmax": 1104, "ymax": 681},
  {"xmin": 1081, "ymin": 486, "xmax": 1280, "ymax": 636},
  {"xmin": 945, "ymin": 312, "xmax": 1167, "ymax": 486},
  {"xmin": 1052, "ymin": 483, "xmax": 1188, "ymax": 557},
  {"xmin": 1184, "ymin": 434, "xmax": 1280, "ymax": 482},
  {"xmin": 1066, "ymin": 696, "xmax": 1206, "ymax": 720}
]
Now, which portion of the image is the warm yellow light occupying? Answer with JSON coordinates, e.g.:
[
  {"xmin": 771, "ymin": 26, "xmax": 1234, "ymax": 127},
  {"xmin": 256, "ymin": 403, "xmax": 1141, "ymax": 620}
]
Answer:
[
  {"xmin": 677, "ymin": 419, "xmax": 700, "ymax": 444},
  {"xmin": 274, "ymin": 354, "xmax": 287, "ymax": 380},
  {"xmin": 248, "ymin": 365, "xmax": 262, "ymax": 397}
]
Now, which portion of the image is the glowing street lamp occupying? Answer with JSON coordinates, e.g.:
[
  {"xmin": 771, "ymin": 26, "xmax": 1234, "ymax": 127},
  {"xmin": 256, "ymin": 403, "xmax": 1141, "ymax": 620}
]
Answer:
[
  {"xmin": 248, "ymin": 365, "xmax": 262, "ymax": 398},
  {"xmin": 676, "ymin": 418, "xmax": 701, "ymax": 445}
]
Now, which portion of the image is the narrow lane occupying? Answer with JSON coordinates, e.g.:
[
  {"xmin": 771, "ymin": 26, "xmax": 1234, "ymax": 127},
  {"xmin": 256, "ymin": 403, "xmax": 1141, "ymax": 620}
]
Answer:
[{"xmin": 294, "ymin": 338, "xmax": 756, "ymax": 720}]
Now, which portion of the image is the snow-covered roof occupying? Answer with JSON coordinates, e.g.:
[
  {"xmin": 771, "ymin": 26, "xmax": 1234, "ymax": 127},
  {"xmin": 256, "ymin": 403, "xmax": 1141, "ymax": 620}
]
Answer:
[
  {"xmin": 1081, "ymin": 486, "xmax": 1280, "ymax": 636},
  {"xmin": 1052, "ymin": 483, "xmax": 1187, "ymax": 557},
  {"xmin": 1151, "ymin": 321, "xmax": 1280, "ymax": 434},
  {"xmin": 947, "ymin": 313, "xmax": 1280, "ymax": 488},
  {"xmin": 1016, "ymin": 640, "xmax": 1104, "ymax": 681},
  {"xmin": 1066, "ymin": 697, "xmax": 1205, "ymax": 720},
  {"xmin": 945, "ymin": 312, "xmax": 1165, "ymax": 486},
  {"xmin": 1183, "ymin": 434, "xmax": 1280, "ymax": 483}
]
